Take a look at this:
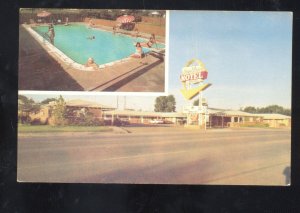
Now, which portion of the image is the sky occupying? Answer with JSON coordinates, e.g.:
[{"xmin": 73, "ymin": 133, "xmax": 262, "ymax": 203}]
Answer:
[
  {"xmin": 168, "ymin": 11, "xmax": 292, "ymax": 110},
  {"xmin": 22, "ymin": 11, "xmax": 293, "ymax": 112}
]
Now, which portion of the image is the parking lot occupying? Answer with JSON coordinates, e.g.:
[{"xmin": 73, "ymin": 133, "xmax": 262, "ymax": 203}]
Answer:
[{"xmin": 18, "ymin": 127, "xmax": 291, "ymax": 185}]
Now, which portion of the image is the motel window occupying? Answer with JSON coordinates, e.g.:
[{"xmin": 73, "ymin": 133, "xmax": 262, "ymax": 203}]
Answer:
[
  {"xmin": 234, "ymin": 117, "xmax": 239, "ymax": 122},
  {"xmin": 131, "ymin": 116, "xmax": 140, "ymax": 119}
]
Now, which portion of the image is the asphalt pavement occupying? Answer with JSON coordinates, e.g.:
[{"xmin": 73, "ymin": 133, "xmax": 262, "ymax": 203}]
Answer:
[{"xmin": 18, "ymin": 127, "xmax": 291, "ymax": 185}]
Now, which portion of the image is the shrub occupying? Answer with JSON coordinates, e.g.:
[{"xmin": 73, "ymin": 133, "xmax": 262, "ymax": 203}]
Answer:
[
  {"xmin": 18, "ymin": 114, "xmax": 31, "ymax": 124},
  {"xmin": 240, "ymin": 123, "xmax": 269, "ymax": 128},
  {"xmin": 30, "ymin": 118, "xmax": 42, "ymax": 125},
  {"xmin": 67, "ymin": 114, "xmax": 105, "ymax": 126}
]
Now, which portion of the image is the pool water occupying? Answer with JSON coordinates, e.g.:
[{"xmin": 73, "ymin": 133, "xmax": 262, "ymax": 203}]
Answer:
[{"xmin": 32, "ymin": 24, "xmax": 164, "ymax": 65}]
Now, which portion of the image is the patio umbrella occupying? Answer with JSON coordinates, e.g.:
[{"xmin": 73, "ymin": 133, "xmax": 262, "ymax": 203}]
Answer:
[
  {"xmin": 116, "ymin": 15, "xmax": 135, "ymax": 23},
  {"xmin": 37, "ymin": 10, "xmax": 51, "ymax": 18}
]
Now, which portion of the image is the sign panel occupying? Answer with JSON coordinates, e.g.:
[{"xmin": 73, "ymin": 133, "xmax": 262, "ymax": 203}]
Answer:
[{"xmin": 180, "ymin": 59, "xmax": 211, "ymax": 100}]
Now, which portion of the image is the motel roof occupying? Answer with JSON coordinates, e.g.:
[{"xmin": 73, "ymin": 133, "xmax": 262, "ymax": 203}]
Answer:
[
  {"xmin": 66, "ymin": 99, "xmax": 115, "ymax": 110},
  {"xmin": 253, "ymin": 113, "xmax": 291, "ymax": 120},
  {"xmin": 63, "ymin": 101, "xmax": 290, "ymax": 120},
  {"xmin": 104, "ymin": 109, "xmax": 265, "ymax": 118},
  {"xmin": 222, "ymin": 110, "xmax": 260, "ymax": 117},
  {"xmin": 103, "ymin": 110, "xmax": 186, "ymax": 118},
  {"xmin": 207, "ymin": 108, "xmax": 262, "ymax": 117}
]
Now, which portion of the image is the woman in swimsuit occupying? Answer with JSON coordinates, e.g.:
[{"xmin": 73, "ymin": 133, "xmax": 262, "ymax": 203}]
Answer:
[
  {"xmin": 131, "ymin": 42, "xmax": 144, "ymax": 58},
  {"xmin": 85, "ymin": 57, "xmax": 100, "ymax": 71},
  {"xmin": 141, "ymin": 34, "xmax": 156, "ymax": 48}
]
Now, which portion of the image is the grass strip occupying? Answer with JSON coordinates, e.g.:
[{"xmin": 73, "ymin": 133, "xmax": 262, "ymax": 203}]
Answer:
[{"xmin": 18, "ymin": 125, "xmax": 113, "ymax": 133}]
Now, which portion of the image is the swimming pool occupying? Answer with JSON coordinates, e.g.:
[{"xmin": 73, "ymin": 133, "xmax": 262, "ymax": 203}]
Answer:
[{"xmin": 32, "ymin": 24, "xmax": 164, "ymax": 65}]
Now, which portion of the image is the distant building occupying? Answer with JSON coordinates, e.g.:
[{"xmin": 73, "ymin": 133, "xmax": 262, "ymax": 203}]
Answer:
[
  {"xmin": 207, "ymin": 108, "xmax": 263, "ymax": 128},
  {"xmin": 28, "ymin": 105, "xmax": 51, "ymax": 124},
  {"xmin": 103, "ymin": 110, "xmax": 186, "ymax": 125},
  {"xmin": 22, "ymin": 99, "xmax": 291, "ymax": 128},
  {"xmin": 25, "ymin": 99, "xmax": 115, "ymax": 125},
  {"xmin": 255, "ymin": 113, "xmax": 291, "ymax": 128}
]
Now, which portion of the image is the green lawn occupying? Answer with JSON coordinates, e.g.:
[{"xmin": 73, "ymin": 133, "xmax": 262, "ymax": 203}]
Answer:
[
  {"xmin": 239, "ymin": 123, "xmax": 270, "ymax": 128},
  {"xmin": 18, "ymin": 125, "xmax": 113, "ymax": 133}
]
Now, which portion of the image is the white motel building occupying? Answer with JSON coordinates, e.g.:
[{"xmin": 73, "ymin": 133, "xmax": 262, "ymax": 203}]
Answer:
[{"xmin": 24, "ymin": 99, "xmax": 291, "ymax": 128}]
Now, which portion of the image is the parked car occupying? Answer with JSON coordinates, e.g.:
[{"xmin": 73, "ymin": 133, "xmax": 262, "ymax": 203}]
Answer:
[
  {"xmin": 150, "ymin": 119, "xmax": 164, "ymax": 124},
  {"xmin": 114, "ymin": 118, "xmax": 130, "ymax": 126}
]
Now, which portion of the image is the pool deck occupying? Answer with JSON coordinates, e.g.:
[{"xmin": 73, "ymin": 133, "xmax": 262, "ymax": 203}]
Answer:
[
  {"xmin": 90, "ymin": 24, "xmax": 165, "ymax": 43},
  {"xmin": 19, "ymin": 25, "xmax": 165, "ymax": 92}
]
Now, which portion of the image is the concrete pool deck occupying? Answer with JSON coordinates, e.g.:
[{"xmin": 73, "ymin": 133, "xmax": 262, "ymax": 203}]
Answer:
[{"xmin": 19, "ymin": 25, "xmax": 165, "ymax": 92}]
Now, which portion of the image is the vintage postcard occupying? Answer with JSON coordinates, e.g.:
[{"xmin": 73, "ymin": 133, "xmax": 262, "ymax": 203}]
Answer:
[
  {"xmin": 19, "ymin": 9, "xmax": 166, "ymax": 92},
  {"xmin": 18, "ymin": 10, "xmax": 292, "ymax": 185}
]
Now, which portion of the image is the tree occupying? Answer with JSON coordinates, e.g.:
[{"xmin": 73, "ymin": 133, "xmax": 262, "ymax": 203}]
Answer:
[
  {"xmin": 18, "ymin": 95, "xmax": 40, "ymax": 112},
  {"xmin": 282, "ymin": 109, "xmax": 291, "ymax": 116},
  {"xmin": 193, "ymin": 99, "xmax": 208, "ymax": 107},
  {"xmin": 41, "ymin": 98, "xmax": 57, "ymax": 105},
  {"xmin": 257, "ymin": 105, "xmax": 284, "ymax": 114},
  {"xmin": 18, "ymin": 95, "xmax": 41, "ymax": 124},
  {"xmin": 242, "ymin": 105, "xmax": 291, "ymax": 116},
  {"xmin": 52, "ymin": 95, "xmax": 66, "ymax": 126},
  {"xmin": 154, "ymin": 95, "xmax": 176, "ymax": 112},
  {"xmin": 243, "ymin": 106, "xmax": 257, "ymax": 113}
]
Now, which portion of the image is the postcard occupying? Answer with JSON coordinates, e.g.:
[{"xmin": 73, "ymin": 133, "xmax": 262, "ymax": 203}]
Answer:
[{"xmin": 18, "ymin": 10, "xmax": 292, "ymax": 185}]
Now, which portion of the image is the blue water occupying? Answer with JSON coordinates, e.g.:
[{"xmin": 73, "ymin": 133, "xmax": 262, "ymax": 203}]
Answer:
[{"xmin": 32, "ymin": 24, "xmax": 164, "ymax": 65}]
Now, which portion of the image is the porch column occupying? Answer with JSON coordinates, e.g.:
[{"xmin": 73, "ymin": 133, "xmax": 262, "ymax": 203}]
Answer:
[{"xmin": 222, "ymin": 116, "xmax": 224, "ymax": 128}]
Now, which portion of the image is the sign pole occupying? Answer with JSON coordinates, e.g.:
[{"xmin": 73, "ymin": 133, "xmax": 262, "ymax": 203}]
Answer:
[
  {"xmin": 204, "ymin": 106, "xmax": 207, "ymax": 130},
  {"xmin": 180, "ymin": 58, "xmax": 211, "ymax": 129},
  {"xmin": 198, "ymin": 91, "xmax": 202, "ymax": 126}
]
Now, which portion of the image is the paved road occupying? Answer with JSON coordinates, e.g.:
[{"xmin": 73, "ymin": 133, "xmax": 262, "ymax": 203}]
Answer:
[{"xmin": 18, "ymin": 128, "xmax": 291, "ymax": 185}]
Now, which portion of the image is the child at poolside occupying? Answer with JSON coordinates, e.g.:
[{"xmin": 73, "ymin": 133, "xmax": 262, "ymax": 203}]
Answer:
[
  {"xmin": 48, "ymin": 24, "xmax": 55, "ymax": 45},
  {"xmin": 134, "ymin": 28, "xmax": 139, "ymax": 38},
  {"xmin": 131, "ymin": 42, "xmax": 144, "ymax": 58},
  {"xmin": 89, "ymin": 19, "xmax": 94, "ymax": 27}
]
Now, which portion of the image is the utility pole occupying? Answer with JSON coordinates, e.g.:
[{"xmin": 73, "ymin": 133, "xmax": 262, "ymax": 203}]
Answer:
[
  {"xmin": 116, "ymin": 96, "xmax": 119, "ymax": 109},
  {"xmin": 124, "ymin": 96, "xmax": 126, "ymax": 110}
]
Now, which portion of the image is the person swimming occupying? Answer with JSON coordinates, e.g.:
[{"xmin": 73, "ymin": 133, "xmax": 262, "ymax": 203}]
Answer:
[{"xmin": 87, "ymin": 36, "xmax": 95, "ymax": 40}]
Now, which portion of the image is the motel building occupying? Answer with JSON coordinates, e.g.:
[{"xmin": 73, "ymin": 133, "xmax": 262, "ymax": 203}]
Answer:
[
  {"xmin": 102, "ymin": 110, "xmax": 187, "ymax": 125},
  {"xmin": 22, "ymin": 99, "xmax": 291, "ymax": 129}
]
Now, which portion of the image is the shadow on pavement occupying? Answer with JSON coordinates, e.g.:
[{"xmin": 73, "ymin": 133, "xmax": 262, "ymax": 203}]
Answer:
[
  {"xmin": 19, "ymin": 27, "xmax": 84, "ymax": 91},
  {"xmin": 102, "ymin": 60, "xmax": 164, "ymax": 91}
]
